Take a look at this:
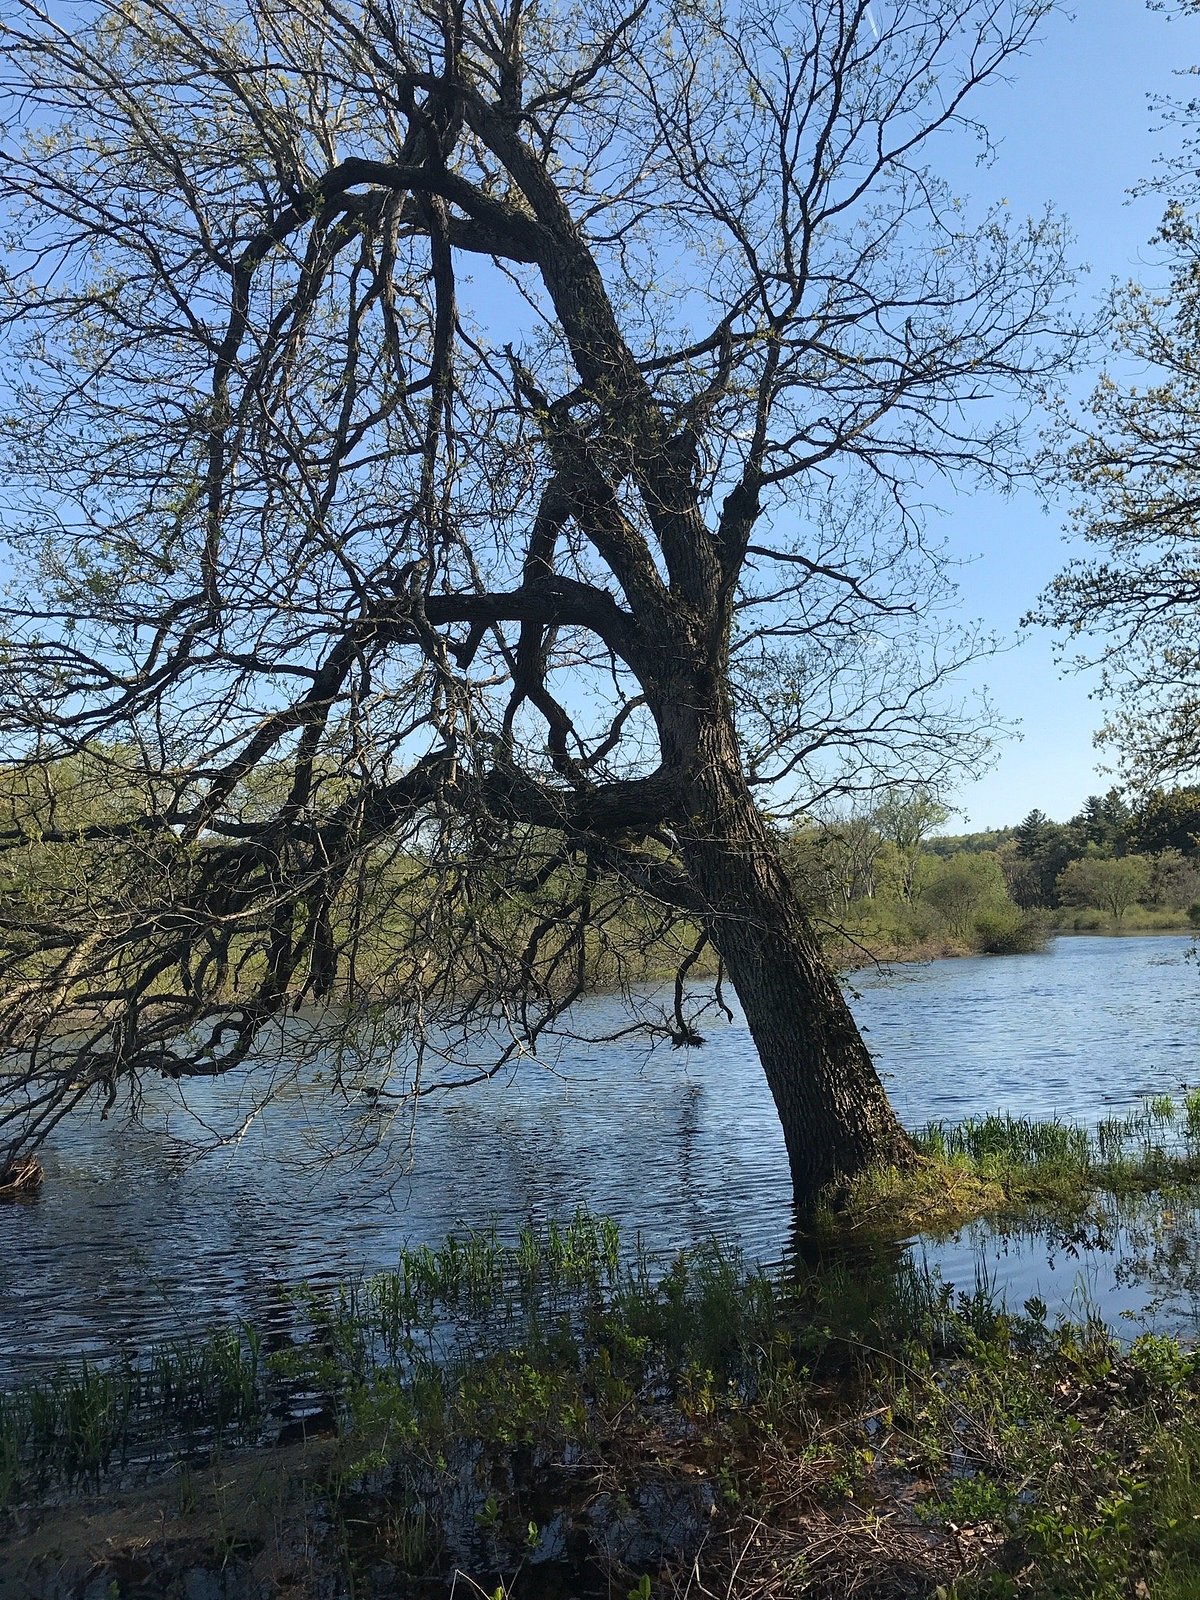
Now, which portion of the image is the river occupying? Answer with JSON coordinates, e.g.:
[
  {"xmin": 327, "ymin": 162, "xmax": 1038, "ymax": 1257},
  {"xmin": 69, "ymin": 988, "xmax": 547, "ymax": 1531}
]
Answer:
[{"xmin": 3, "ymin": 933, "xmax": 1199, "ymax": 1379}]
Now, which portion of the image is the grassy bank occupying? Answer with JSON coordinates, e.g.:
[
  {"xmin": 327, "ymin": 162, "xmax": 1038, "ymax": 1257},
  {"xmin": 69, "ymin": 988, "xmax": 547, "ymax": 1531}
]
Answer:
[
  {"xmin": 824, "ymin": 904, "xmax": 1051, "ymax": 968},
  {"xmin": 820, "ymin": 887, "xmax": 1200, "ymax": 967},
  {"xmin": 8, "ymin": 1170, "xmax": 1200, "ymax": 1600},
  {"xmin": 827, "ymin": 912, "xmax": 1193, "ymax": 972},
  {"xmin": 1051, "ymin": 906, "xmax": 1195, "ymax": 934},
  {"xmin": 828, "ymin": 1092, "xmax": 1200, "ymax": 1235}
]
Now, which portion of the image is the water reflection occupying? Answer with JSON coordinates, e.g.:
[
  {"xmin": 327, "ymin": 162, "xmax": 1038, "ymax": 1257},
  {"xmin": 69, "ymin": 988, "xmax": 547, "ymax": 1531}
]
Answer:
[{"xmin": 4, "ymin": 934, "xmax": 1200, "ymax": 1377}]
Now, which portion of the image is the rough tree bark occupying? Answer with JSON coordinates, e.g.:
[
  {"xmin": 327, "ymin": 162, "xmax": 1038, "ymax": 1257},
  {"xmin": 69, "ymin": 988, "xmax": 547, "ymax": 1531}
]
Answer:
[
  {"xmin": 679, "ymin": 722, "xmax": 915, "ymax": 1195},
  {"xmin": 635, "ymin": 558, "xmax": 916, "ymax": 1195}
]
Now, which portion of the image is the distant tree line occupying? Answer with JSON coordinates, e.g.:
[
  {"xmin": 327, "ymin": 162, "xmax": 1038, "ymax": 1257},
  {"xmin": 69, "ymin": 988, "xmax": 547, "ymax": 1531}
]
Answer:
[
  {"xmin": 782, "ymin": 784, "xmax": 1200, "ymax": 955},
  {"xmin": 1001, "ymin": 788, "xmax": 1200, "ymax": 921}
]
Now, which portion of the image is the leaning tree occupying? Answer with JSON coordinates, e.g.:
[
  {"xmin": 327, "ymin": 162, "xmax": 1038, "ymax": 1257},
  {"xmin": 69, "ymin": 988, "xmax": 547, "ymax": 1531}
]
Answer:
[{"xmin": 0, "ymin": 0, "xmax": 1073, "ymax": 1204}]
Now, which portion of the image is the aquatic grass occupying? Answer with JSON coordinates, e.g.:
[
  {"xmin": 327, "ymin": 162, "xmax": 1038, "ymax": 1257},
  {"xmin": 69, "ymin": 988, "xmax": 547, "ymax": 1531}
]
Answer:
[
  {"xmin": 12, "ymin": 1213, "xmax": 1200, "ymax": 1600},
  {"xmin": 145, "ymin": 1327, "xmax": 263, "ymax": 1438},
  {"xmin": 826, "ymin": 1146, "xmax": 1007, "ymax": 1234},
  {"xmin": 0, "ymin": 1213, "xmax": 740, "ymax": 1509},
  {"xmin": 0, "ymin": 1394, "xmax": 19, "ymax": 1507},
  {"xmin": 282, "ymin": 1208, "xmax": 629, "ymax": 1393},
  {"xmin": 0, "ymin": 1328, "xmax": 271, "ymax": 1508},
  {"xmin": 828, "ymin": 1095, "xmax": 1200, "ymax": 1238},
  {"xmin": 929, "ymin": 1110, "xmax": 1093, "ymax": 1170},
  {"xmin": 7, "ymin": 1357, "xmax": 138, "ymax": 1493},
  {"xmin": 601, "ymin": 1236, "xmax": 779, "ymax": 1385}
]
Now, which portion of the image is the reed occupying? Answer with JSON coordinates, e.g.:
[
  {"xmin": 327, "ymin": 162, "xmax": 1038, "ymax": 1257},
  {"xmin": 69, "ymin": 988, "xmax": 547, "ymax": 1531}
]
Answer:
[
  {"xmin": 830, "ymin": 1094, "xmax": 1200, "ymax": 1236},
  {"xmin": 9, "ymin": 1205, "xmax": 1200, "ymax": 1600}
]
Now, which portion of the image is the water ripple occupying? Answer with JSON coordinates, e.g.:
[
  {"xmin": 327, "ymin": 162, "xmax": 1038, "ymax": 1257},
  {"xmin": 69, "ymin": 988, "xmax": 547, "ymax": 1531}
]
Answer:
[{"xmin": 3, "ymin": 934, "xmax": 1199, "ymax": 1376}]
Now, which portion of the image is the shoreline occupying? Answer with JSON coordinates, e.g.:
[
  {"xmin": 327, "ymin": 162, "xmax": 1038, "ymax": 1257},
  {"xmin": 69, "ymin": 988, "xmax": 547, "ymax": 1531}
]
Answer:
[
  {"xmin": 7, "ymin": 1179, "xmax": 1200, "ymax": 1600},
  {"xmin": 835, "ymin": 919, "xmax": 1195, "ymax": 971}
]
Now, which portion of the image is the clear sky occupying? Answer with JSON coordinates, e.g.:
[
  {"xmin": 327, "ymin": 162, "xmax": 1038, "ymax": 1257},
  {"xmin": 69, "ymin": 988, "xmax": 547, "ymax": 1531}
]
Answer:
[{"xmin": 923, "ymin": 0, "xmax": 1200, "ymax": 830}]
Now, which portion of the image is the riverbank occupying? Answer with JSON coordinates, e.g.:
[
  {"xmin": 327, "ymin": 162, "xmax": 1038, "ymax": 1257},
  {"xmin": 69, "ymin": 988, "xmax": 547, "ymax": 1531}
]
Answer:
[
  {"xmin": 830, "ymin": 909, "xmax": 1199, "ymax": 968},
  {"xmin": 825, "ymin": 907, "xmax": 1051, "ymax": 967},
  {"xmin": 827, "ymin": 1094, "xmax": 1200, "ymax": 1234},
  {"xmin": 1053, "ymin": 907, "xmax": 1196, "ymax": 934},
  {"xmin": 8, "ymin": 1161, "xmax": 1200, "ymax": 1600}
]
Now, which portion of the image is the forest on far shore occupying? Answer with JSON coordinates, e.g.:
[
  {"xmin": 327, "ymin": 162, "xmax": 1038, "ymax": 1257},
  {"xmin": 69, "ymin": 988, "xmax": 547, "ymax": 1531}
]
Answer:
[
  {"xmin": 5, "ymin": 755, "xmax": 1196, "ymax": 990},
  {"xmin": 784, "ymin": 786, "xmax": 1200, "ymax": 960}
]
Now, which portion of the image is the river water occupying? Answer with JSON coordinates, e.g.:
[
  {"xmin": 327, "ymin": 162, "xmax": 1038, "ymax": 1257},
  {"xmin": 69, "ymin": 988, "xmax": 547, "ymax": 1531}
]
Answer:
[{"xmin": 3, "ymin": 934, "xmax": 1200, "ymax": 1379}]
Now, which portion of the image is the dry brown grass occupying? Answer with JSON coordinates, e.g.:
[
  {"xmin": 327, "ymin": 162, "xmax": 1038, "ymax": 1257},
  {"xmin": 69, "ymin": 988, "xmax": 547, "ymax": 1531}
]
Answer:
[
  {"xmin": 0, "ymin": 1154, "xmax": 43, "ymax": 1198},
  {"xmin": 653, "ymin": 1430, "xmax": 999, "ymax": 1600}
]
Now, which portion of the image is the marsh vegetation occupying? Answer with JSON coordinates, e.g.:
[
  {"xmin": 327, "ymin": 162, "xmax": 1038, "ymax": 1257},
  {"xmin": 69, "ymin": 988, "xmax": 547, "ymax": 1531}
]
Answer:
[
  {"xmin": 10, "ymin": 1189, "xmax": 1200, "ymax": 1600},
  {"xmin": 4, "ymin": 948, "xmax": 1200, "ymax": 1598}
]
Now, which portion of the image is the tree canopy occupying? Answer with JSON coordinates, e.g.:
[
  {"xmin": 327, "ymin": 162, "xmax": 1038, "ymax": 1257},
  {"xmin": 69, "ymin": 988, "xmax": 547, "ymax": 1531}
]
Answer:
[
  {"xmin": 1055, "ymin": 855, "xmax": 1151, "ymax": 924},
  {"xmin": 0, "ymin": 0, "xmax": 1075, "ymax": 1198},
  {"xmin": 1038, "ymin": 1, "xmax": 1200, "ymax": 787}
]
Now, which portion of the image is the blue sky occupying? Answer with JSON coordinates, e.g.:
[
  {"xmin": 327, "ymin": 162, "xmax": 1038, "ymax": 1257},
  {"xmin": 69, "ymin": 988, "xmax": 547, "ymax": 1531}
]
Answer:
[{"xmin": 926, "ymin": 0, "xmax": 1200, "ymax": 829}]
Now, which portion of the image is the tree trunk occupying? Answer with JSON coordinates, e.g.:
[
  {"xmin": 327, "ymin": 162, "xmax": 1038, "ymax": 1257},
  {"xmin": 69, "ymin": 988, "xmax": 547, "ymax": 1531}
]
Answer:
[{"xmin": 673, "ymin": 716, "xmax": 916, "ymax": 1210}]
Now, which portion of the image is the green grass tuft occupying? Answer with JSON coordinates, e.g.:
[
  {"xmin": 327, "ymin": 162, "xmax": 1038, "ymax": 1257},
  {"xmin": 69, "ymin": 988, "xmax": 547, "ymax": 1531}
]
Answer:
[{"xmin": 823, "ymin": 1094, "xmax": 1200, "ymax": 1237}]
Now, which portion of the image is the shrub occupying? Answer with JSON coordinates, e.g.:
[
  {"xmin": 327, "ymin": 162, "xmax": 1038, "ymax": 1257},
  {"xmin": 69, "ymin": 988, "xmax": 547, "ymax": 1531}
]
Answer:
[
  {"xmin": 1071, "ymin": 910, "xmax": 1105, "ymax": 931},
  {"xmin": 921, "ymin": 853, "xmax": 1008, "ymax": 936},
  {"xmin": 973, "ymin": 908, "xmax": 1049, "ymax": 954}
]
